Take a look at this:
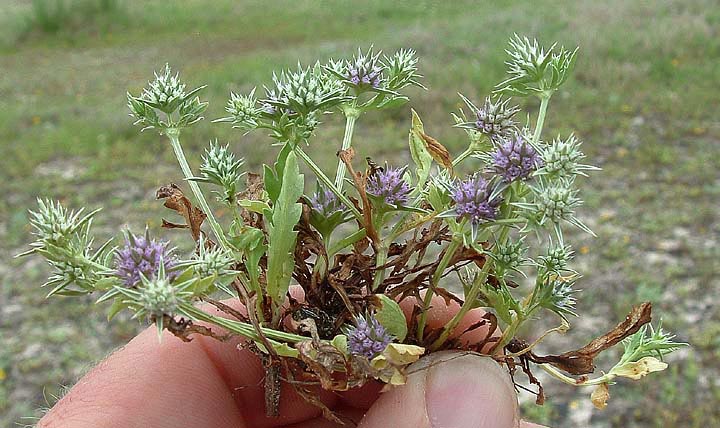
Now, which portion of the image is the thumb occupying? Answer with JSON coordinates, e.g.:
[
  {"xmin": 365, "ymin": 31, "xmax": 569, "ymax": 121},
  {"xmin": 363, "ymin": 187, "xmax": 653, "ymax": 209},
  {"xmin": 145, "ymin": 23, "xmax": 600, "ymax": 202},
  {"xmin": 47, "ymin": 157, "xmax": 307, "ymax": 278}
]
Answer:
[{"xmin": 358, "ymin": 351, "xmax": 521, "ymax": 428}]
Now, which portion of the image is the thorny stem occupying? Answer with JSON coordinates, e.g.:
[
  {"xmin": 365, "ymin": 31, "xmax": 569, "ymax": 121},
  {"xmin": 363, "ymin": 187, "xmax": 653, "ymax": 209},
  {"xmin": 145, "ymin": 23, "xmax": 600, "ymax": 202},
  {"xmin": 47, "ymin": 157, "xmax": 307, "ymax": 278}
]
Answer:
[
  {"xmin": 167, "ymin": 130, "xmax": 229, "ymax": 251},
  {"xmin": 429, "ymin": 257, "xmax": 494, "ymax": 351},
  {"xmin": 334, "ymin": 108, "xmax": 360, "ymax": 190},
  {"xmin": 532, "ymin": 93, "xmax": 551, "ymax": 145},
  {"xmin": 417, "ymin": 236, "xmax": 462, "ymax": 340},
  {"xmin": 294, "ymin": 146, "xmax": 363, "ymax": 220}
]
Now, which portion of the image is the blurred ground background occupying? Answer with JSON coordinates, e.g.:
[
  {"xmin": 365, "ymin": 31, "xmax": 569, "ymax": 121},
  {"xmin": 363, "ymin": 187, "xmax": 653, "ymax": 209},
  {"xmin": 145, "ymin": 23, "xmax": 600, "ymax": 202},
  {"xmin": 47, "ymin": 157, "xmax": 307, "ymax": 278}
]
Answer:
[{"xmin": 0, "ymin": 0, "xmax": 718, "ymax": 426}]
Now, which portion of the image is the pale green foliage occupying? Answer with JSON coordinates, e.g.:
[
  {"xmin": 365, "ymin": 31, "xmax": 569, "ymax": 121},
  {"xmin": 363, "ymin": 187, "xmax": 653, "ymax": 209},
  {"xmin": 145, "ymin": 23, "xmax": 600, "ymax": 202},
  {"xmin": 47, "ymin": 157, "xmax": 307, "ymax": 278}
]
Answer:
[
  {"xmin": 265, "ymin": 150, "xmax": 304, "ymax": 306},
  {"xmin": 373, "ymin": 294, "xmax": 408, "ymax": 342},
  {"xmin": 407, "ymin": 109, "xmax": 433, "ymax": 190},
  {"xmin": 127, "ymin": 64, "xmax": 208, "ymax": 131},
  {"xmin": 495, "ymin": 34, "xmax": 578, "ymax": 97},
  {"xmin": 216, "ymin": 88, "xmax": 262, "ymax": 131},
  {"xmin": 192, "ymin": 141, "xmax": 245, "ymax": 203},
  {"xmin": 538, "ymin": 135, "xmax": 600, "ymax": 178}
]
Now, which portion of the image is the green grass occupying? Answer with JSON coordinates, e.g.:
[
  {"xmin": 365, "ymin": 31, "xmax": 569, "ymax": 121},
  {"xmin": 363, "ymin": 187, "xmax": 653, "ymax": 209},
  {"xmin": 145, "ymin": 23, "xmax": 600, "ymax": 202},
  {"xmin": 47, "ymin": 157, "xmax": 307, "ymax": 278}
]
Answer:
[{"xmin": 1, "ymin": 1, "xmax": 718, "ymax": 426}]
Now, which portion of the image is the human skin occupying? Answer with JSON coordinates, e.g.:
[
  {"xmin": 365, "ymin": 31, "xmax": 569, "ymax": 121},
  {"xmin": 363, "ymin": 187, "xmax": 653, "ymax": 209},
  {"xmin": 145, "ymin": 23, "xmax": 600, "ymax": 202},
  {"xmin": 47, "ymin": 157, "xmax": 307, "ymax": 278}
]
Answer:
[{"xmin": 38, "ymin": 294, "xmax": 546, "ymax": 428}]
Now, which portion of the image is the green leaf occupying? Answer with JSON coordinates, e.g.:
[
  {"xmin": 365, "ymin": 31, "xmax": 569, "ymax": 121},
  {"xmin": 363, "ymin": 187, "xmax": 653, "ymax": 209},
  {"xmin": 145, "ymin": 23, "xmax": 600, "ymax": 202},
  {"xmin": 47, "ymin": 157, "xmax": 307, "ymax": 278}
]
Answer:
[
  {"xmin": 173, "ymin": 267, "xmax": 196, "ymax": 284},
  {"xmin": 263, "ymin": 143, "xmax": 292, "ymax": 203},
  {"xmin": 238, "ymin": 199, "xmax": 271, "ymax": 214},
  {"xmin": 377, "ymin": 96, "xmax": 409, "ymax": 110},
  {"xmin": 265, "ymin": 150, "xmax": 304, "ymax": 304},
  {"xmin": 373, "ymin": 294, "xmax": 408, "ymax": 342},
  {"xmin": 331, "ymin": 334, "xmax": 349, "ymax": 355},
  {"xmin": 107, "ymin": 298, "xmax": 127, "ymax": 321},
  {"xmin": 228, "ymin": 225, "xmax": 266, "ymax": 293},
  {"xmin": 408, "ymin": 109, "xmax": 433, "ymax": 190},
  {"xmin": 256, "ymin": 340, "xmax": 300, "ymax": 358},
  {"xmin": 190, "ymin": 275, "xmax": 217, "ymax": 295},
  {"xmin": 93, "ymin": 277, "xmax": 118, "ymax": 291}
]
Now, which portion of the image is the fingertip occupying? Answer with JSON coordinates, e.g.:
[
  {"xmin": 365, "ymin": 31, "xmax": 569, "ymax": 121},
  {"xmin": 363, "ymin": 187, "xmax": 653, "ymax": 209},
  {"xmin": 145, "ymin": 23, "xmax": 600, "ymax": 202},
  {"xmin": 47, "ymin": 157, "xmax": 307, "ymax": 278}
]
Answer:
[{"xmin": 359, "ymin": 352, "xmax": 519, "ymax": 428}]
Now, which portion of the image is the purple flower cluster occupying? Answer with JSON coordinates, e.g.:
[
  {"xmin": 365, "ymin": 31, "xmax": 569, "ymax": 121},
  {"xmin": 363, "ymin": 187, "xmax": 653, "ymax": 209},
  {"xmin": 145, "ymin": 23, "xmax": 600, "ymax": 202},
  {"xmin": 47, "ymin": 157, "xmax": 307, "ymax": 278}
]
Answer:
[
  {"xmin": 474, "ymin": 97, "xmax": 520, "ymax": 143},
  {"xmin": 346, "ymin": 49, "xmax": 384, "ymax": 88},
  {"xmin": 115, "ymin": 230, "xmax": 177, "ymax": 287},
  {"xmin": 366, "ymin": 165, "xmax": 411, "ymax": 206},
  {"xmin": 309, "ymin": 187, "xmax": 343, "ymax": 216},
  {"xmin": 451, "ymin": 175, "xmax": 501, "ymax": 224},
  {"xmin": 491, "ymin": 135, "xmax": 542, "ymax": 182},
  {"xmin": 347, "ymin": 315, "xmax": 394, "ymax": 359},
  {"xmin": 347, "ymin": 65, "xmax": 383, "ymax": 88}
]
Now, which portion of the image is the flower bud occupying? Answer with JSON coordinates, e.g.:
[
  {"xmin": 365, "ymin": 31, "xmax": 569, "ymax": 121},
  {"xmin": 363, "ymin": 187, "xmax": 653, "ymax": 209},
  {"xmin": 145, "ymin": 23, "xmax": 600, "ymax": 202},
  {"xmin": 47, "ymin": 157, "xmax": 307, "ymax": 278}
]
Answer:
[
  {"xmin": 539, "ymin": 135, "xmax": 599, "ymax": 178},
  {"xmin": 347, "ymin": 314, "xmax": 394, "ymax": 359},
  {"xmin": 139, "ymin": 276, "xmax": 179, "ymax": 318}
]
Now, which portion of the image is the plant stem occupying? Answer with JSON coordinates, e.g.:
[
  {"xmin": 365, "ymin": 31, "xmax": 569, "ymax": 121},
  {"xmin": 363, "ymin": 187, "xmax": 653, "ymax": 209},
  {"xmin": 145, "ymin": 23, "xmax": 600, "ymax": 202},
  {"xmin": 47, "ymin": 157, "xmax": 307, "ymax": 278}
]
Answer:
[
  {"xmin": 429, "ymin": 257, "xmax": 494, "ymax": 350},
  {"xmin": 532, "ymin": 94, "xmax": 551, "ymax": 145},
  {"xmin": 371, "ymin": 242, "xmax": 388, "ymax": 291},
  {"xmin": 328, "ymin": 228, "xmax": 367, "ymax": 256},
  {"xmin": 179, "ymin": 303, "xmax": 306, "ymax": 343},
  {"xmin": 417, "ymin": 236, "xmax": 462, "ymax": 340},
  {"xmin": 294, "ymin": 146, "xmax": 363, "ymax": 220},
  {"xmin": 166, "ymin": 130, "xmax": 229, "ymax": 251},
  {"xmin": 540, "ymin": 363, "xmax": 615, "ymax": 387},
  {"xmin": 334, "ymin": 111, "xmax": 359, "ymax": 190},
  {"xmin": 452, "ymin": 146, "xmax": 475, "ymax": 167}
]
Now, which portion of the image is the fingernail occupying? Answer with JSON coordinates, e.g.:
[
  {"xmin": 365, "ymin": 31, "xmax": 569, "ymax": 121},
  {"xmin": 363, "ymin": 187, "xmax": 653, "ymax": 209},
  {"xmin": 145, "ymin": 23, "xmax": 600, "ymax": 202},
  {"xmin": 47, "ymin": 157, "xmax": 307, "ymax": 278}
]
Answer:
[{"xmin": 424, "ymin": 352, "xmax": 519, "ymax": 428}]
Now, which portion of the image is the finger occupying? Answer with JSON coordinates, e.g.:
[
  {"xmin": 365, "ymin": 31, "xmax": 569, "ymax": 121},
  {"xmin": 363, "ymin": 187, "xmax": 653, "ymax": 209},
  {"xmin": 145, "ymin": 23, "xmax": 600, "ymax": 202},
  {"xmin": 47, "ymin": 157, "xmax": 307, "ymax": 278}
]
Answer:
[
  {"xmin": 38, "ymin": 325, "xmax": 247, "ymax": 428},
  {"xmin": 39, "ymin": 314, "xmax": 340, "ymax": 428},
  {"xmin": 283, "ymin": 405, "xmax": 367, "ymax": 427},
  {"xmin": 358, "ymin": 351, "xmax": 520, "ymax": 428}
]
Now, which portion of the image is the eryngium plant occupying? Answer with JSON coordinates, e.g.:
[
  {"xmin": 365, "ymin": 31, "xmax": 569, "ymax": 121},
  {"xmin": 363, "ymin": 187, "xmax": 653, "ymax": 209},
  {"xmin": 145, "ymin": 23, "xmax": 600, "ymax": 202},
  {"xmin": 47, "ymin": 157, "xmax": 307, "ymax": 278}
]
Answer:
[{"xmin": 21, "ymin": 37, "xmax": 685, "ymax": 421}]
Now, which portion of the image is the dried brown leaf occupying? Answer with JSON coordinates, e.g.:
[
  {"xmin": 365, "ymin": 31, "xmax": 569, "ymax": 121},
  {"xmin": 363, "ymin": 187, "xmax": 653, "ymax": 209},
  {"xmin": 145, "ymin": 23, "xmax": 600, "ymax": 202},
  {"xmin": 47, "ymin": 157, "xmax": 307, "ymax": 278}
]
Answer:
[
  {"xmin": 156, "ymin": 183, "xmax": 206, "ymax": 241},
  {"xmin": 591, "ymin": 383, "xmax": 610, "ymax": 409},
  {"xmin": 420, "ymin": 132, "xmax": 453, "ymax": 170},
  {"xmin": 531, "ymin": 302, "xmax": 652, "ymax": 375}
]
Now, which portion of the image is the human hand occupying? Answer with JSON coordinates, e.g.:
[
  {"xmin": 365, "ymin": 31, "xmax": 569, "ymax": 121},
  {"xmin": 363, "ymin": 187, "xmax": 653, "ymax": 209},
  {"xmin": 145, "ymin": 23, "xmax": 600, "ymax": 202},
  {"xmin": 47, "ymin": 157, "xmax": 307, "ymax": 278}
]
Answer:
[{"xmin": 39, "ymin": 296, "xmax": 545, "ymax": 428}]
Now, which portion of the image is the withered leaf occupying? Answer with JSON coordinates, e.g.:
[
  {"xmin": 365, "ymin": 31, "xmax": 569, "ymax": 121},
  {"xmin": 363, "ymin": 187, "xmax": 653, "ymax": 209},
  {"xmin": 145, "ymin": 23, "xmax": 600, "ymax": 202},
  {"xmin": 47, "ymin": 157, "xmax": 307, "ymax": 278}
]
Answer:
[
  {"xmin": 531, "ymin": 302, "xmax": 652, "ymax": 375},
  {"xmin": 420, "ymin": 132, "xmax": 453, "ymax": 170},
  {"xmin": 238, "ymin": 172, "xmax": 264, "ymax": 201},
  {"xmin": 591, "ymin": 383, "xmax": 610, "ymax": 410},
  {"xmin": 156, "ymin": 183, "xmax": 206, "ymax": 241}
]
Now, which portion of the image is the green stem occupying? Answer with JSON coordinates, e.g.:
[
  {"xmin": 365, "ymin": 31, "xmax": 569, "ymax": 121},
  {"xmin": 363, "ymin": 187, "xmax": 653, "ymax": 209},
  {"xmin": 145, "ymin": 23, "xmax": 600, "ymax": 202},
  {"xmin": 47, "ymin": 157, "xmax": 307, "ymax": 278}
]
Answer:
[
  {"xmin": 328, "ymin": 228, "xmax": 367, "ymax": 256},
  {"xmin": 452, "ymin": 146, "xmax": 475, "ymax": 167},
  {"xmin": 429, "ymin": 257, "xmax": 494, "ymax": 350},
  {"xmin": 532, "ymin": 94, "xmax": 551, "ymax": 145},
  {"xmin": 180, "ymin": 303, "xmax": 306, "ymax": 343},
  {"xmin": 540, "ymin": 363, "xmax": 616, "ymax": 387},
  {"xmin": 334, "ymin": 112, "xmax": 359, "ymax": 190},
  {"xmin": 417, "ymin": 236, "xmax": 462, "ymax": 340},
  {"xmin": 294, "ymin": 146, "xmax": 363, "ymax": 220},
  {"xmin": 167, "ymin": 130, "xmax": 229, "ymax": 251},
  {"xmin": 371, "ymin": 241, "xmax": 388, "ymax": 291},
  {"xmin": 495, "ymin": 312, "xmax": 524, "ymax": 350}
]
